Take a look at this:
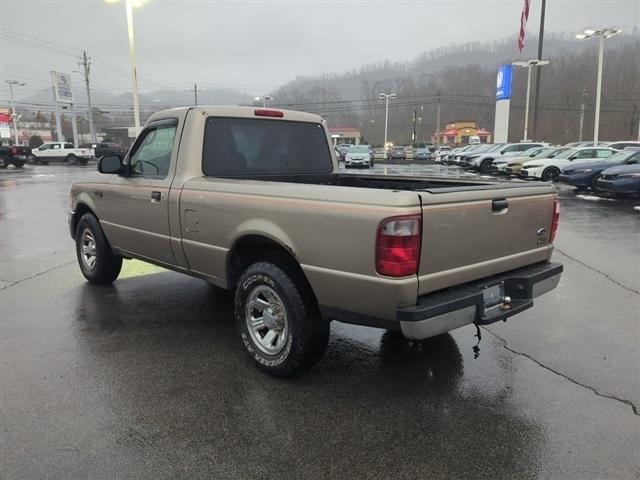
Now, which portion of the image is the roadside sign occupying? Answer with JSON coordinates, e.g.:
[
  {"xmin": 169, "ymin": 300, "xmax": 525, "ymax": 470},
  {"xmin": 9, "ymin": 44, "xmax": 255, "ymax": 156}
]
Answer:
[
  {"xmin": 51, "ymin": 71, "xmax": 74, "ymax": 104},
  {"xmin": 496, "ymin": 65, "xmax": 513, "ymax": 100}
]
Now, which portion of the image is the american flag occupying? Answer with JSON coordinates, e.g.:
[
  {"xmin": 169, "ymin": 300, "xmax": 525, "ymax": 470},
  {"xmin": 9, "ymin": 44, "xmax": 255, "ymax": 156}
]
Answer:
[{"xmin": 518, "ymin": 0, "xmax": 531, "ymax": 52}]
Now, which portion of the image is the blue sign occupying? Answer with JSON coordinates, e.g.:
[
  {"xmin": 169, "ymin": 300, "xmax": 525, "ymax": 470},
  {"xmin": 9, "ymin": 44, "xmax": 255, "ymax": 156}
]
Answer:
[{"xmin": 496, "ymin": 64, "xmax": 513, "ymax": 100}]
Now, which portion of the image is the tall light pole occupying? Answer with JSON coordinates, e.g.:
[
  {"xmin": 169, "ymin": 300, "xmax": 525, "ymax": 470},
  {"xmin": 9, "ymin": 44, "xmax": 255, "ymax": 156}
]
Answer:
[
  {"xmin": 254, "ymin": 95, "xmax": 273, "ymax": 107},
  {"xmin": 5, "ymin": 80, "xmax": 25, "ymax": 145},
  {"xmin": 576, "ymin": 27, "xmax": 623, "ymax": 144},
  {"xmin": 513, "ymin": 59, "xmax": 549, "ymax": 141},
  {"xmin": 107, "ymin": 0, "xmax": 143, "ymax": 132},
  {"xmin": 378, "ymin": 92, "xmax": 396, "ymax": 150}
]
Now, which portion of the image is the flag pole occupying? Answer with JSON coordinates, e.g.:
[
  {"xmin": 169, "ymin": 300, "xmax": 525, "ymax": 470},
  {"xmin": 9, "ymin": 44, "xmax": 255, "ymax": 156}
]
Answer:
[{"xmin": 531, "ymin": 0, "xmax": 546, "ymax": 140}]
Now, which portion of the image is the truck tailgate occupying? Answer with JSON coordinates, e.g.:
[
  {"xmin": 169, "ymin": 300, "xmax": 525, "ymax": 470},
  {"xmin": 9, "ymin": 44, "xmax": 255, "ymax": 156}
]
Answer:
[{"xmin": 417, "ymin": 190, "xmax": 556, "ymax": 295}]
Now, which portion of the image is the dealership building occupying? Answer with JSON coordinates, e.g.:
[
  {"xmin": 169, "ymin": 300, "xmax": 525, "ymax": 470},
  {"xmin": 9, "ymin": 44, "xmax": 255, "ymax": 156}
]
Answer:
[{"xmin": 328, "ymin": 127, "xmax": 362, "ymax": 146}]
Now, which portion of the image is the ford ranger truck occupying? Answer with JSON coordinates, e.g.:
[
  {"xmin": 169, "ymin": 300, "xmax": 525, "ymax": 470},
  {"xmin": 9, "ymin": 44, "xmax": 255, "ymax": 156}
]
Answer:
[{"xmin": 69, "ymin": 106, "xmax": 562, "ymax": 377}]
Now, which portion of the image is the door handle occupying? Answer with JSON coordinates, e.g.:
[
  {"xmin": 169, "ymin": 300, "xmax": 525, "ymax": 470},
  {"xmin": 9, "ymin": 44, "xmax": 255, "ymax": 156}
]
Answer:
[
  {"xmin": 150, "ymin": 191, "xmax": 162, "ymax": 203},
  {"xmin": 492, "ymin": 199, "xmax": 509, "ymax": 212}
]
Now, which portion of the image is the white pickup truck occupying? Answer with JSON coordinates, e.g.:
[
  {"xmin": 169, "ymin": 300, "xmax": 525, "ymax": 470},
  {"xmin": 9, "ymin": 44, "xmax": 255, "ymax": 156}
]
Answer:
[{"xmin": 31, "ymin": 142, "xmax": 94, "ymax": 165}]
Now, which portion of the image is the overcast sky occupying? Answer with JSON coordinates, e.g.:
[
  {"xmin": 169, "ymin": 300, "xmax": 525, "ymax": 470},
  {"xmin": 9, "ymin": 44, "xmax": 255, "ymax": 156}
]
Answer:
[{"xmin": 1, "ymin": 0, "xmax": 639, "ymax": 99}]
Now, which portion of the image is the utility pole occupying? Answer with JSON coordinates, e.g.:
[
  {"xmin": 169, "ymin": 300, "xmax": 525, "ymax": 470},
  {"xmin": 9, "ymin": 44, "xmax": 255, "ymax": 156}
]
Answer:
[
  {"xmin": 531, "ymin": 0, "xmax": 546, "ymax": 140},
  {"xmin": 412, "ymin": 109, "xmax": 417, "ymax": 145},
  {"xmin": 578, "ymin": 87, "xmax": 587, "ymax": 142},
  {"xmin": 436, "ymin": 92, "xmax": 442, "ymax": 146},
  {"xmin": 378, "ymin": 93, "xmax": 396, "ymax": 151},
  {"xmin": 5, "ymin": 80, "xmax": 25, "ymax": 145},
  {"xmin": 78, "ymin": 51, "xmax": 96, "ymax": 143},
  {"xmin": 194, "ymin": 83, "xmax": 198, "ymax": 106}
]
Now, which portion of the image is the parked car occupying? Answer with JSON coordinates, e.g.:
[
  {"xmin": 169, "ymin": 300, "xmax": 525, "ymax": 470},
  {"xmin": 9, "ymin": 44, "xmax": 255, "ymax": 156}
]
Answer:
[
  {"xmin": 520, "ymin": 147, "xmax": 617, "ymax": 181},
  {"xmin": 559, "ymin": 148, "xmax": 640, "ymax": 190},
  {"xmin": 373, "ymin": 147, "xmax": 386, "ymax": 160},
  {"xmin": 389, "ymin": 146, "xmax": 406, "ymax": 161},
  {"xmin": 457, "ymin": 144, "xmax": 494, "ymax": 167},
  {"xmin": 336, "ymin": 144, "xmax": 352, "ymax": 162},
  {"xmin": 344, "ymin": 145, "xmax": 373, "ymax": 168},
  {"xmin": 80, "ymin": 142, "xmax": 128, "ymax": 159},
  {"xmin": 595, "ymin": 163, "xmax": 640, "ymax": 194},
  {"xmin": 414, "ymin": 147, "xmax": 434, "ymax": 160},
  {"xmin": 435, "ymin": 145, "xmax": 452, "ymax": 162},
  {"xmin": 604, "ymin": 141, "xmax": 640, "ymax": 151},
  {"xmin": 466, "ymin": 142, "xmax": 547, "ymax": 172},
  {"xmin": 69, "ymin": 105, "xmax": 562, "ymax": 377},
  {"xmin": 505, "ymin": 147, "xmax": 571, "ymax": 175},
  {"xmin": 491, "ymin": 146, "xmax": 553, "ymax": 175},
  {"xmin": 447, "ymin": 145, "xmax": 478, "ymax": 165},
  {"xmin": 31, "ymin": 142, "xmax": 94, "ymax": 165},
  {"xmin": 0, "ymin": 144, "xmax": 32, "ymax": 168}
]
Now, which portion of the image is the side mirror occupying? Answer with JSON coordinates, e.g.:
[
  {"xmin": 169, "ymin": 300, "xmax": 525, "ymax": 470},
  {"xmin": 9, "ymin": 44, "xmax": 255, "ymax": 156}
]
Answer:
[{"xmin": 98, "ymin": 154, "xmax": 123, "ymax": 174}]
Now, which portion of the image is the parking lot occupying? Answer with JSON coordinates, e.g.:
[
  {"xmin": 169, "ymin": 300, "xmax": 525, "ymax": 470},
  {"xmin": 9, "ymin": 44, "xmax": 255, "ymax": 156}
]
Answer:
[{"xmin": 1, "ymin": 164, "xmax": 638, "ymax": 479}]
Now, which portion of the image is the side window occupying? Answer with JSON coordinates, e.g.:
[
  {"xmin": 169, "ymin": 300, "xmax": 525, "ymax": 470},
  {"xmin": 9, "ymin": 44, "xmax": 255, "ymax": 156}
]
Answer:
[
  {"xmin": 64, "ymin": 143, "xmax": 74, "ymax": 149},
  {"xmin": 39, "ymin": 144, "xmax": 50, "ymax": 151},
  {"xmin": 502, "ymin": 145, "xmax": 517, "ymax": 153},
  {"xmin": 128, "ymin": 121, "xmax": 177, "ymax": 177},
  {"xmin": 575, "ymin": 149, "xmax": 594, "ymax": 159},
  {"xmin": 595, "ymin": 149, "xmax": 612, "ymax": 158},
  {"xmin": 52, "ymin": 144, "xmax": 61, "ymax": 150}
]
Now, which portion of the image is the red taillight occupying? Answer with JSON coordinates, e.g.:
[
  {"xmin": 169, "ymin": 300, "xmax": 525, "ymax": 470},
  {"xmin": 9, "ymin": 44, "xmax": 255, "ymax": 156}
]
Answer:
[
  {"xmin": 11, "ymin": 146, "xmax": 17, "ymax": 154},
  {"xmin": 550, "ymin": 197, "xmax": 560, "ymax": 243},
  {"xmin": 254, "ymin": 109, "xmax": 284, "ymax": 118},
  {"xmin": 376, "ymin": 214, "xmax": 422, "ymax": 277}
]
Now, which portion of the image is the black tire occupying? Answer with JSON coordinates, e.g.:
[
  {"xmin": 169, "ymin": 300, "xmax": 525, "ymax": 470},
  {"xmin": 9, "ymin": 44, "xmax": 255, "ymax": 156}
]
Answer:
[
  {"xmin": 590, "ymin": 174, "xmax": 601, "ymax": 190},
  {"xmin": 480, "ymin": 158, "xmax": 494, "ymax": 173},
  {"xmin": 235, "ymin": 261, "xmax": 329, "ymax": 377},
  {"xmin": 75, "ymin": 213, "xmax": 122, "ymax": 285},
  {"xmin": 78, "ymin": 157, "xmax": 88, "ymax": 166},
  {"xmin": 67, "ymin": 154, "xmax": 77, "ymax": 165},
  {"xmin": 11, "ymin": 158, "xmax": 25, "ymax": 168},
  {"xmin": 0, "ymin": 155, "xmax": 7, "ymax": 168},
  {"xmin": 542, "ymin": 167, "xmax": 560, "ymax": 182},
  {"xmin": 41, "ymin": 160, "xmax": 49, "ymax": 165}
]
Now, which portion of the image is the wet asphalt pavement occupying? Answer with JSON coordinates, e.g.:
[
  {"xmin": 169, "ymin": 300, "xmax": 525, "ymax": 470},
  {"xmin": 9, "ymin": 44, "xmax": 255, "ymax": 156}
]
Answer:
[{"xmin": 1, "ymin": 164, "xmax": 639, "ymax": 479}]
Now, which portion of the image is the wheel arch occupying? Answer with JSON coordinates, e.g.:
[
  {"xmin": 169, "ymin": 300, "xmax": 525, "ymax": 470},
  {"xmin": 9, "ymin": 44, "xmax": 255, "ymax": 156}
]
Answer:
[
  {"xmin": 227, "ymin": 234, "xmax": 319, "ymax": 312},
  {"xmin": 71, "ymin": 199, "xmax": 98, "ymax": 238}
]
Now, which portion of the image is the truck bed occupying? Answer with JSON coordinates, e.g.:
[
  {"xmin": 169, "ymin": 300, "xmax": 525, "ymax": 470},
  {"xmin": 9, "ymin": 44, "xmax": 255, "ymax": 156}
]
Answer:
[{"xmin": 217, "ymin": 172, "xmax": 549, "ymax": 193}]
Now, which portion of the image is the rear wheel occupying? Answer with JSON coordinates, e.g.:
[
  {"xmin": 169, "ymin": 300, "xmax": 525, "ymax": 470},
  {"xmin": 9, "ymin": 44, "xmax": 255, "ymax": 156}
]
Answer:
[
  {"xmin": 542, "ymin": 167, "xmax": 560, "ymax": 182},
  {"xmin": 11, "ymin": 158, "xmax": 25, "ymax": 168},
  {"xmin": 235, "ymin": 261, "xmax": 329, "ymax": 377},
  {"xmin": 75, "ymin": 213, "xmax": 122, "ymax": 284},
  {"xmin": 0, "ymin": 155, "xmax": 8, "ymax": 168},
  {"xmin": 67, "ymin": 154, "xmax": 77, "ymax": 165},
  {"xmin": 590, "ymin": 174, "xmax": 601, "ymax": 190}
]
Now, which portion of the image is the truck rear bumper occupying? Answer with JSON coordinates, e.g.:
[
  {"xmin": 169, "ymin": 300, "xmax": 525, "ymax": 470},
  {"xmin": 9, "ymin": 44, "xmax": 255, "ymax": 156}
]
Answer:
[{"xmin": 398, "ymin": 261, "xmax": 562, "ymax": 340}]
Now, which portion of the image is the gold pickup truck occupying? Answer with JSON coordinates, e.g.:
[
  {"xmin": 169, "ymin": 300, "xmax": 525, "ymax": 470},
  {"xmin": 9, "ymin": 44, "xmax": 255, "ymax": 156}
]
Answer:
[{"xmin": 69, "ymin": 106, "xmax": 562, "ymax": 376}]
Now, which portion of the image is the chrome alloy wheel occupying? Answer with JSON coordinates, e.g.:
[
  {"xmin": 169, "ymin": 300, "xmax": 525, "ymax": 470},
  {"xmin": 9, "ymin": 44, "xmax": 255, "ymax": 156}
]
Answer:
[
  {"xmin": 80, "ymin": 229, "xmax": 97, "ymax": 270},
  {"xmin": 245, "ymin": 285, "xmax": 289, "ymax": 355}
]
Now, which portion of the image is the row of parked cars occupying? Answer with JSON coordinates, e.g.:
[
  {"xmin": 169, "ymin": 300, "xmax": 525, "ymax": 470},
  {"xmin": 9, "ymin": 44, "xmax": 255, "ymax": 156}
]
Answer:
[
  {"xmin": 0, "ymin": 141, "xmax": 128, "ymax": 168},
  {"xmin": 443, "ymin": 140, "xmax": 640, "ymax": 194}
]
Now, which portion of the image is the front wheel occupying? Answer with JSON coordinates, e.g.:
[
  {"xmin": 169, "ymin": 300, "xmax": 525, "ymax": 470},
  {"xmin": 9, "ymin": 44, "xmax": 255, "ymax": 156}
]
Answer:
[
  {"xmin": 0, "ymin": 155, "xmax": 7, "ymax": 168},
  {"xmin": 235, "ymin": 261, "xmax": 329, "ymax": 377},
  {"xmin": 542, "ymin": 167, "xmax": 560, "ymax": 182},
  {"xmin": 480, "ymin": 158, "xmax": 493, "ymax": 173},
  {"xmin": 11, "ymin": 158, "xmax": 25, "ymax": 168},
  {"xmin": 67, "ymin": 154, "xmax": 77, "ymax": 165},
  {"xmin": 75, "ymin": 213, "xmax": 122, "ymax": 284}
]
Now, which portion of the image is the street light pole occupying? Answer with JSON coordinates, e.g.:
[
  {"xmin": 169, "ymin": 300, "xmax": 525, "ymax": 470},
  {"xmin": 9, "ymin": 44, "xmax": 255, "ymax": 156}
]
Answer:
[
  {"xmin": 125, "ymin": 0, "xmax": 141, "ymax": 132},
  {"xmin": 5, "ymin": 80, "xmax": 25, "ymax": 145},
  {"xmin": 513, "ymin": 60, "xmax": 549, "ymax": 141},
  {"xmin": 576, "ymin": 27, "xmax": 623, "ymax": 145},
  {"xmin": 593, "ymin": 34, "xmax": 604, "ymax": 144},
  {"xmin": 378, "ymin": 92, "xmax": 396, "ymax": 150}
]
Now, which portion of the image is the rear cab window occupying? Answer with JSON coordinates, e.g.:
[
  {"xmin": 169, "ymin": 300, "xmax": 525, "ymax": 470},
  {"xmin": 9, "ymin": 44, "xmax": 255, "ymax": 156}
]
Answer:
[{"xmin": 202, "ymin": 117, "xmax": 333, "ymax": 176}]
